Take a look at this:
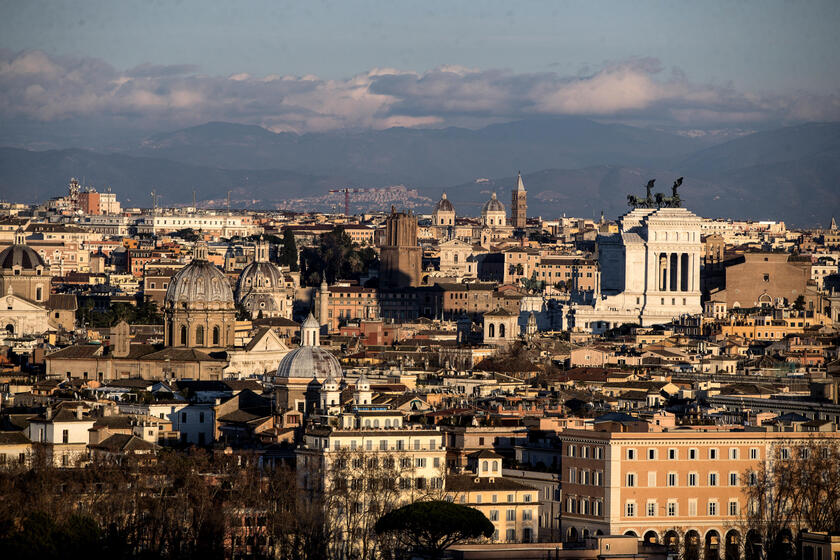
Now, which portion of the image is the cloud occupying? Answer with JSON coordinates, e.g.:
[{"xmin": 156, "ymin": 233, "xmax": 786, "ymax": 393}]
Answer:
[{"xmin": 0, "ymin": 49, "xmax": 837, "ymax": 134}]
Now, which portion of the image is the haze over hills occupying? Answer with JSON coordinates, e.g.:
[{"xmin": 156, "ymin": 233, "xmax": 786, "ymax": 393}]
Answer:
[{"xmin": 0, "ymin": 118, "xmax": 837, "ymax": 225}]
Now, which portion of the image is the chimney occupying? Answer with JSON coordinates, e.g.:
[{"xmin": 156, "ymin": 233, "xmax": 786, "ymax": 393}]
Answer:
[
  {"xmin": 76, "ymin": 408, "xmax": 83, "ymax": 420},
  {"xmin": 45, "ymin": 408, "xmax": 53, "ymax": 420}
]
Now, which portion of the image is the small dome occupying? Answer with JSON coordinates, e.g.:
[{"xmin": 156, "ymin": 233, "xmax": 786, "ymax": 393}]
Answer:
[
  {"xmin": 433, "ymin": 192, "xmax": 454, "ymax": 214},
  {"xmin": 165, "ymin": 257, "xmax": 233, "ymax": 307},
  {"xmin": 276, "ymin": 346, "xmax": 343, "ymax": 380},
  {"xmin": 237, "ymin": 261, "xmax": 284, "ymax": 295},
  {"xmin": 0, "ymin": 230, "xmax": 45, "ymax": 271},
  {"xmin": 482, "ymin": 193, "xmax": 505, "ymax": 214}
]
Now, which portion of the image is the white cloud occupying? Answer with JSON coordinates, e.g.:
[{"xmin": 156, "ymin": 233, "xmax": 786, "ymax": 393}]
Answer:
[{"xmin": 0, "ymin": 49, "xmax": 836, "ymax": 133}]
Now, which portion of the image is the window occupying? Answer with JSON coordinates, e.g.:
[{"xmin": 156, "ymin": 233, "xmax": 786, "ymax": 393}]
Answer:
[
  {"xmin": 195, "ymin": 325, "xmax": 204, "ymax": 346},
  {"xmin": 626, "ymin": 502, "xmax": 635, "ymax": 517},
  {"xmin": 750, "ymin": 448, "xmax": 759, "ymax": 460},
  {"xmin": 689, "ymin": 499, "xmax": 697, "ymax": 516},
  {"xmin": 626, "ymin": 473, "xmax": 636, "ymax": 487},
  {"xmin": 506, "ymin": 529, "xmax": 516, "ymax": 542},
  {"xmin": 709, "ymin": 448, "xmax": 718, "ymax": 460},
  {"xmin": 648, "ymin": 472, "xmax": 656, "ymax": 487},
  {"xmin": 688, "ymin": 473, "xmax": 697, "ymax": 487},
  {"xmin": 212, "ymin": 326, "xmax": 220, "ymax": 346},
  {"xmin": 507, "ymin": 494, "xmax": 514, "ymax": 503},
  {"xmin": 729, "ymin": 448, "xmax": 739, "ymax": 460},
  {"xmin": 62, "ymin": 429, "xmax": 69, "ymax": 444},
  {"xmin": 647, "ymin": 502, "xmax": 656, "ymax": 517},
  {"xmin": 595, "ymin": 447, "xmax": 603, "ymax": 459},
  {"xmin": 524, "ymin": 493, "xmax": 532, "ymax": 503},
  {"xmin": 523, "ymin": 509, "xmax": 532, "ymax": 521},
  {"xmin": 729, "ymin": 501, "xmax": 739, "ymax": 516},
  {"xmin": 709, "ymin": 473, "xmax": 718, "ymax": 486},
  {"xmin": 689, "ymin": 448, "xmax": 698, "ymax": 460},
  {"xmin": 668, "ymin": 448, "xmax": 677, "ymax": 460},
  {"xmin": 627, "ymin": 448, "xmax": 636, "ymax": 460},
  {"xmin": 568, "ymin": 444, "xmax": 576, "ymax": 457},
  {"xmin": 780, "ymin": 447, "xmax": 790, "ymax": 460},
  {"xmin": 648, "ymin": 448, "xmax": 657, "ymax": 460},
  {"xmin": 506, "ymin": 509, "xmax": 515, "ymax": 521},
  {"xmin": 667, "ymin": 502, "xmax": 677, "ymax": 517},
  {"xmin": 708, "ymin": 501, "xmax": 718, "ymax": 516},
  {"xmin": 729, "ymin": 472, "xmax": 738, "ymax": 486},
  {"xmin": 489, "ymin": 509, "xmax": 498, "ymax": 521},
  {"xmin": 667, "ymin": 472, "xmax": 677, "ymax": 487}
]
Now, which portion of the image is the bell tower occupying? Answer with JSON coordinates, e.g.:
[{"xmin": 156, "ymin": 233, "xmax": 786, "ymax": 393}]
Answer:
[{"xmin": 511, "ymin": 171, "xmax": 527, "ymax": 229}]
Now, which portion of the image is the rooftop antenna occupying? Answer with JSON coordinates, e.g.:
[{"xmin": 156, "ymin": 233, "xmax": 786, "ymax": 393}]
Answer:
[
  {"xmin": 150, "ymin": 190, "xmax": 158, "ymax": 216},
  {"xmin": 227, "ymin": 190, "xmax": 231, "ymax": 214},
  {"xmin": 193, "ymin": 190, "xmax": 196, "ymax": 211}
]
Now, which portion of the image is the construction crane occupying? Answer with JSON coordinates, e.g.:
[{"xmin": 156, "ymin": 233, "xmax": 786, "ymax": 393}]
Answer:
[{"xmin": 328, "ymin": 187, "xmax": 365, "ymax": 216}]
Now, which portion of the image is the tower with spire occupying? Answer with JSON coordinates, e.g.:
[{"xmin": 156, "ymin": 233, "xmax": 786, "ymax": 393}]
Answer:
[{"xmin": 511, "ymin": 171, "xmax": 527, "ymax": 229}]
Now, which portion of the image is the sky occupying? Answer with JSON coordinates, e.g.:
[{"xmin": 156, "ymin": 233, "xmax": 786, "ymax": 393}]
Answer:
[{"xmin": 1, "ymin": 0, "xmax": 839, "ymax": 135}]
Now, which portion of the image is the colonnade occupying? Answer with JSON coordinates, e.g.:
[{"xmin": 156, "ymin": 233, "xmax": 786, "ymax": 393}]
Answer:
[{"xmin": 657, "ymin": 252, "xmax": 696, "ymax": 292}]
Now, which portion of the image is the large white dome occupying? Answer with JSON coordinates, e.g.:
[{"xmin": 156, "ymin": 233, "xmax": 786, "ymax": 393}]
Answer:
[{"xmin": 276, "ymin": 345, "xmax": 343, "ymax": 380}]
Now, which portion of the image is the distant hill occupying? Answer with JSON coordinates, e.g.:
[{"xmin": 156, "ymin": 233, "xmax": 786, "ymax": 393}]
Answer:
[
  {"xmin": 0, "ymin": 147, "xmax": 340, "ymax": 208},
  {"xmin": 129, "ymin": 117, "xmax": 706, "ymax": 186},
  {"xmin": 0, "ymin": 119, "xmax": 837, "ymax": 225}
]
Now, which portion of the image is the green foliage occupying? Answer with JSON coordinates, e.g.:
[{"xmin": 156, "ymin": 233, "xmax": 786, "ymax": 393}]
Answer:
[
  {"xmin": 299, "ymin": 227, "xmax": 378, "ymax": 286},
  {"xmin": 374, "ymin": 500, "xmax": 494, "ymax": 557},
  {"xmin": 76, "ymin": 299, "xmax": 164, "ymax": 328},
  {"xmin": 279, "ymin": 228, "xmax": 299, "ymax": 271},
  {"xmin": 793, "ymin": 295, "xmax": 806, "ymax": 311}
]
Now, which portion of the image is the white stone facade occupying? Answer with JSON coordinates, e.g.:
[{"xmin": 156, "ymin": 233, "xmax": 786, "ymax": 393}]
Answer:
[{"xmin": 573, "ymin": 207, "xmax": 703, "ymax": 332}]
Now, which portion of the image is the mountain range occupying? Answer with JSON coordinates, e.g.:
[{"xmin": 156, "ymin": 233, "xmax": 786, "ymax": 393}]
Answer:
[{"xmin": 0, "ymin": 118, "xmax": 837, "ymax": 225}]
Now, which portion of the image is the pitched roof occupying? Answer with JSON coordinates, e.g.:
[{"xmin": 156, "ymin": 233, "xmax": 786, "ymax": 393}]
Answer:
[{"xmin": 90, "ymin": 433, "xmax": 158, "ymax": 453}]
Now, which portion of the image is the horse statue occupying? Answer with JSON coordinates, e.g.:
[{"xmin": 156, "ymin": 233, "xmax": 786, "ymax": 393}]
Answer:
[{"xmin": 627, "ymin": 194, "xmax": 642, "ymax": 208}]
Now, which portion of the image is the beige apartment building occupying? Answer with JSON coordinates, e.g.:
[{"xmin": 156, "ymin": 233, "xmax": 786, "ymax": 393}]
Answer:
[
  {"xmin": 446, "ymin": 451, "xmax": 541, "ymax": 543},
  {"xmin": 558, "ymin": 423, "xmax": 840, "ymax": 559}
]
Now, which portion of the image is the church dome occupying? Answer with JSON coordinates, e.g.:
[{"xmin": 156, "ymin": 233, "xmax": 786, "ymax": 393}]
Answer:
[
  {"xmin": 276, "ymin": 345, "xmax": 343, "ymax": 379},
  {"xmin": 164, "ymin": 245, "xmax": 233, "ymax": 308},
  {"xmin": 0, "ymin": 230, "xmax": 45, "ymax": 271},
  {"xmin": 481, "ymin": 193, "xmax": 505, "ymax": 214},
  {"xmin": 236, "ymin": 261, "xmax": 284, "ymax": 295},
  {"xmin": 433, "ymin": 193, "xmax": 454, "ymax": 214}
]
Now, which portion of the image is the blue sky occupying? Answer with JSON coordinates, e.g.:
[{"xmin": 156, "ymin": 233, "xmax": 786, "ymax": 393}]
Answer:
[{"xmin": 1, "ymin": 0, "xmax": 838, "ymax": 133}]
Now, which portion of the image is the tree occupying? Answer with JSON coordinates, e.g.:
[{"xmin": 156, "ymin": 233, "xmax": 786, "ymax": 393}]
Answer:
[
  {"xmin": 742, "ymin": 437, "xmax": 840, "ymax": 560},
  {"xmin": 792, "ymin": 295, "xmax": 806, "ymax": 312},
  {"xmin": 280, "ymin": 229, "xmax": 299, "ymax": 271},
  {"xmin": 374, "ymin": 500, "xmax": 494, "ymax": 558}
]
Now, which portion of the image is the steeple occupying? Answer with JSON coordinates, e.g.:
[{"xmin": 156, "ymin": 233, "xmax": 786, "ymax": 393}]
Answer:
[
  {"xmin": 832, "ymin": 217, "xmax": 838, "ymax": 231},
  {"xmin": 516, "ymin": 171, "xmax": 526, "ymax": 192},
  {"xmin": 13, "ymin": 227, "xmax": 25, "ymax": 246},
  {"xmin": 301, "ymin": 312, "xmax": 320, "ymax": 347},
  {"xmin": 354, "ymin": 372, "xmax": 372, "ymax": 406},
  {"xmin": 255, "ymin": 235, "xmax": 269, "ymax": 263},
  {"xmin": 193, "ymin": 241, "xmax": 209, "ymax": 261}
]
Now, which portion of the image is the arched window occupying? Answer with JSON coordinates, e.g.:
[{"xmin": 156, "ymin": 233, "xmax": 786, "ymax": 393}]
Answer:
[
  {"xmin": 499, "ymin": 323, "xmax": 506, "ymax": 338},
  {"xmin": 212, "ymin": 326, "xmax": 220, "ymax": 346},
  {"xmin": 482, "ymin": 460, "xmax": 488, "ymax": 472},
  {"xmin": 180, "ymin": 325, "xmax": 187, "ymax": 345},
  {"xmin": 488, "ymin": 323, "xmax": 495, "ymax": 338},
  {"xmin": 36, "ymin": 286, "xmax": 42, "ymax": 301},
  {"xmin": 195, "ymin": 325, "xmax": 204, "ymax": 346}
]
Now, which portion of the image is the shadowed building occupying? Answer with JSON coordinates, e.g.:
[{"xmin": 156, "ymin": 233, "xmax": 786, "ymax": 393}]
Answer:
[{"xmin": 380, "ymin": 207, "xmax": 422, "ymax": 289}]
